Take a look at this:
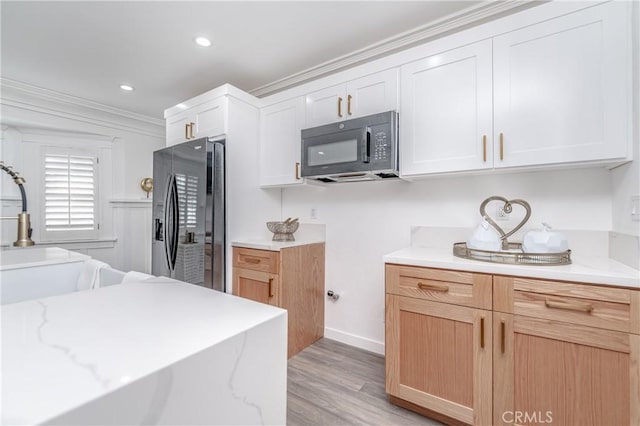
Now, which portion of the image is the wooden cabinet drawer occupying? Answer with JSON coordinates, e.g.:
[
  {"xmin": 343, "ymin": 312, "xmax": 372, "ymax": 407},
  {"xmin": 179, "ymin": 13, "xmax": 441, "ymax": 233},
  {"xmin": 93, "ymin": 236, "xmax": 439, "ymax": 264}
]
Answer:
[
  {"xmin": 494, "ymin": 276, "xmax": 640, "ymax": 334},
  {"xmin": 233, "ymin": 248, "xmax": 279, "ymax": 274},
  {"xmin": 386, "ymin": 264, "xmax": 492, "ymax": 309}
]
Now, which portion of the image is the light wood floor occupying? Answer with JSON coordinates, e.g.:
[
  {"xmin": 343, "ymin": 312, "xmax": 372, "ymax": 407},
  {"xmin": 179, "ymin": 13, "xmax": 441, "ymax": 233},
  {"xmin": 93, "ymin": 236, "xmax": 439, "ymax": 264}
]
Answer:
[{"xmin": 287, "ymin": 338, "xmax": 443, "ymax": 425}]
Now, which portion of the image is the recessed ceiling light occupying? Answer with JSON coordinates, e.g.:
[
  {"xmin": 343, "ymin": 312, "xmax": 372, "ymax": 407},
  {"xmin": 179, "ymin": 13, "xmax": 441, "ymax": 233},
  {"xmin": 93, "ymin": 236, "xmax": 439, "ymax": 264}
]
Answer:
[
  {"xmin": 194, "ymin": 36, "xmax": 211, "ymax": 47},
  {"xmin": 120, "ymin": 84, "xmax": 134, "ymax": 92}
]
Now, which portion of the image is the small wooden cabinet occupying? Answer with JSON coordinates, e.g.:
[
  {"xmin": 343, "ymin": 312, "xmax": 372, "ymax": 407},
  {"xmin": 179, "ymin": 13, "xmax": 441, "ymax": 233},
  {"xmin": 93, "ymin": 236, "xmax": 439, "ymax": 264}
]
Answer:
[
  {"xmin": 385, "ymin": 264, "xmax": 640, "ymax": 425},
  {"xmin": 232, "ymin": 244, "xmax": 325, "ymax": 358},
  {"xmin": 304, "ymin": 68, "xmax": 398, "ymax": 128},
  {"xmin": 492, "ymin": 276, "xmax": 640, "ymax": 426},
  {"xmin": 386, "ymin": 265, "xmax": 493, "ymax": 425}
]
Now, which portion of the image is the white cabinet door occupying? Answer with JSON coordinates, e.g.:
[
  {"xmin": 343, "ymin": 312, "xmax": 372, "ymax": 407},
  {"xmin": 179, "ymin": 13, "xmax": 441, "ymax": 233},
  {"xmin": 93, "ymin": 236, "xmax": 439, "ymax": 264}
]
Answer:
[
  {"xmin": 194, "ymin": 98, "xmax": 227, "ymax": 139},
  {"xmin": 166, "ymin": 98, "xmax": 228, "ymax": 147},
  {"xmin": 493, "ymin": 1, "xmax": 630, "ymax": 168},
  {"xmin": 166, "ymin": 111, "xmax": 193, "ymax": 147},
  {"xmin": 346, "ymin": 68, "xmax": 398, "ymax": 119},
  {"xmin": 304, "ymin": 69, "xmax": 399, "ymax": 128},
  {"xmin": 400, "ymin": 40, "xmax": 493, "ymax": 176},
  {"xmin": 260, "ymin": 97, "xmax": 305, "ymax": 187},
  {"xmin": 304, "ymin": 84, "xmax": 345, "ymax": 128}
]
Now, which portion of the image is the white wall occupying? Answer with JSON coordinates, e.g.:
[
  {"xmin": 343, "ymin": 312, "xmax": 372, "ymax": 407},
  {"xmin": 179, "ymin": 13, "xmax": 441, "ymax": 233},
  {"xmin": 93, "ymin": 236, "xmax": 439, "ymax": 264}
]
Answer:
[
  {"xmin": 282, "ymin": 167, "xmax": 613, "ymax": 353},
  {"xmin": 0, "ymin": 81, "xmax": 165, "ymax": 272},
  {"xmin": 611, "ymin": 1, "xmax": 640, "ymax": 238}
]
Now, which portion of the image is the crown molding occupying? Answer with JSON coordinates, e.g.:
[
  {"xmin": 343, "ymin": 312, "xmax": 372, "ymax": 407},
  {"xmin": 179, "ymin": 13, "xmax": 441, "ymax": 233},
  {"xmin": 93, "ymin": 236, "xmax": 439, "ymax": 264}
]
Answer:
[
  {"xmin": 0, "ymin": 78, "xmax": 165, "ymax": 137},
  {"xmin": 249, "ymin": 0, "xmax": 539, "ymax": 98}
]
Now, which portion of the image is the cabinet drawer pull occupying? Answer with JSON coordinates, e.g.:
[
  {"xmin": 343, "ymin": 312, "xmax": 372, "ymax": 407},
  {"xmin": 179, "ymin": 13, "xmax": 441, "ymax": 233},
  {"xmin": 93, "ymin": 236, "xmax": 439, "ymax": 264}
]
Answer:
[
  {"xmin": 338, "ymin": 97, "xmax": 343, "ymax": 118},
  {"xmin": 499, "ymin": 132, "xmax": 504, "ymax": 160},
  {"xmin": 244, "ymin": 258, "xmax": 261, "ymax": 264},
  {"xmin": 268, "ymin": 277, "xmax": 274, "ymax": 298},
  {"xmin": 500, "ymin": 320, "xmax": 505, "ymax": 354},
  {"xmin": 347, "ymin": 94, "xmax": 352, "ymax": 115},
  {"xmin": 482, "ymin": 135, "xmax": 487, "ymax": 162},
  {"xmin": 480, "ymin": 317, "xmax": 485, "ymax": 349},
  {"xmin": 295, "ymin": 162, "xmax": 301, "ymax": 180},
  {"xmin": 185, "ymin": 123, "xmax": 190, "ymax": 140},
  {"xmin": 189, "ymin": 122, "xmax": 195, "ymax": 139},
  {"xmin": 417, "ymin": 282, "xmax": 449, "ymax": 292},
  {"xmin": 545, "ymin": 299, "xmax": 593, "ymax": 313}
]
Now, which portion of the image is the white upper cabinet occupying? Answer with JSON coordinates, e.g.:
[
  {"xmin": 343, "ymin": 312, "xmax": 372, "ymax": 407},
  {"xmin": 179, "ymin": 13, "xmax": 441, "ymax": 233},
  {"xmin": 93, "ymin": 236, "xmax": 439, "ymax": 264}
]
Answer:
[
  {"xmin": 166, "ymin": 97, "xmax": 227, "ymax": 147},
  {"xmin": 400, "ymin": 40, "xmax": 493, "ymax": 176},
  {"xmin": 345, "ymin": 69, "xmax": 399, "ymax": 119},
  {"xmin": 166, "ymin": 111, "xmax": 193, "ymax": 147},
  {"xmin": 304, "ymin": 69, "xmax": 398, "ymax": 128},
  {"xmin": 260, "ymin": 97, "xmax": 305, "ymax": 187},
  {"xmin": 493, "ymin": 2, "xmax": 630, "ymax": 168},
  {"xmin": 304, "ymin": 84, "xmax": 345, "ymax": 129}
]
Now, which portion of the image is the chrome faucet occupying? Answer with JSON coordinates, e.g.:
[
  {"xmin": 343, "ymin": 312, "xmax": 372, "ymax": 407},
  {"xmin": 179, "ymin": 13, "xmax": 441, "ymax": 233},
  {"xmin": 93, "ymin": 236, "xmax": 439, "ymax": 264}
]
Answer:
[{"xmin": 0, "ymin": 161, "xmax": 34, "ymax": 247}]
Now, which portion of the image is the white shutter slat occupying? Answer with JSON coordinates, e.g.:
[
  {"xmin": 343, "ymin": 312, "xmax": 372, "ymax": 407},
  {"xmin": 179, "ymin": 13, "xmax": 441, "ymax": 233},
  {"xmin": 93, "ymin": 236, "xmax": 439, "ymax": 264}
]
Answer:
[
  {"xmin": 44, "ymin": 154, "xmax": 96, "ymax": 232},
  {"xmin": 176, "ymin": 173, "xmax": 198, "ymax": 228}
]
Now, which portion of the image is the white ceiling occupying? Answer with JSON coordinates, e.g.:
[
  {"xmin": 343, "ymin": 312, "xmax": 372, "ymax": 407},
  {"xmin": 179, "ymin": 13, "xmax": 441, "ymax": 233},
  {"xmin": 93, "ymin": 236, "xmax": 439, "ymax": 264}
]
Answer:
[{"xmin": 2, "ymin": 1, "xmax": 482, "ymax": 119}]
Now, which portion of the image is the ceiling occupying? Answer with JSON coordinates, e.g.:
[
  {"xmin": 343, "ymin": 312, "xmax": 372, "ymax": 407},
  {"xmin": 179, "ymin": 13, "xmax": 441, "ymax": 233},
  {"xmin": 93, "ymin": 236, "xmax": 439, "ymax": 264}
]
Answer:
[{"xmin": 2, "ymin": 1, "xmax": 483, "ymax": 119}]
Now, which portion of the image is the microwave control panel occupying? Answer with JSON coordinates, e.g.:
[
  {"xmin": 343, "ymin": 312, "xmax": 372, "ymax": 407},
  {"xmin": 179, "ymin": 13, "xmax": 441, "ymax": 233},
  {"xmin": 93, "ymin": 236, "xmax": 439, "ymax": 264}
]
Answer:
[{"xmin": 372, "ymin": 131, "xmax": 389, "ymax": 162}]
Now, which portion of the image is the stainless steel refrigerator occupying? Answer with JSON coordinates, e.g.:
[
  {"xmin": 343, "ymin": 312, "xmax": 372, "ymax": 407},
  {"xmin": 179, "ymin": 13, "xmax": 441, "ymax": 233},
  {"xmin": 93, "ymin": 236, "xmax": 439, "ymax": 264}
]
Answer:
[{"xmin": 152, "ymin": 138, "xmax": 225, "ymax": 291}]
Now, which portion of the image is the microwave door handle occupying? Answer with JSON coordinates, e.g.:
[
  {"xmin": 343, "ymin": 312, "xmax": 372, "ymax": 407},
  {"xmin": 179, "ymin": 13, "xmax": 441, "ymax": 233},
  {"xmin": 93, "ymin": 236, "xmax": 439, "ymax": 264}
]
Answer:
[{"xmin": 362, "ymin": 127, "xmax": 371, "ymax": 164}]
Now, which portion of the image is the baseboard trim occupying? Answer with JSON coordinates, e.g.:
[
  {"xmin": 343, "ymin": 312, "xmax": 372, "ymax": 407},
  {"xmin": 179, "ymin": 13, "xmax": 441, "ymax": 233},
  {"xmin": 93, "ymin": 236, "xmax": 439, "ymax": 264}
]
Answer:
[{"xmin": 323, "ymin": 327, "xmax": 384, "ymax": 355}]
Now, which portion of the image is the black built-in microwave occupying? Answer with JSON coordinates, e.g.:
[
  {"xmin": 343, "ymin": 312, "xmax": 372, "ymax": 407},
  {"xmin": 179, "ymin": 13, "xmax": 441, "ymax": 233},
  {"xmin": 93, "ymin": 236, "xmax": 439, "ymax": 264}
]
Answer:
[{"xmin": 301, "ymin": 111, "xmax": 398, "ymax": 183}]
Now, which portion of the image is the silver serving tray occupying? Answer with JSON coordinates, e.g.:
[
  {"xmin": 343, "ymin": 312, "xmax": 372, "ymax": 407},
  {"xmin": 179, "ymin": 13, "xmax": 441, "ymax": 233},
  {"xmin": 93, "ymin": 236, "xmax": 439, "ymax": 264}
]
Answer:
[{"xmin": 453, "ymin": 242, "xmax": 571, "ymax": 266}]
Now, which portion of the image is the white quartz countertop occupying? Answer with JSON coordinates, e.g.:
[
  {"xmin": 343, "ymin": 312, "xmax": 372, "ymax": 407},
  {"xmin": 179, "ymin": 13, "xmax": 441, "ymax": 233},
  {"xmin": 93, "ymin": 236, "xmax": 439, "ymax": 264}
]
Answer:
[
  {"xmin": 232, "ymin": 239, "xmax": 325, "ymax": 252},
  {"xmin": 384, "ymin": 247, "xmax": 640, "ymax": 289},
  {"xmin": 1, "ymin": 279, "xmax": 286, "ymax": 425},
  {"xmin": 0, "ymin": 247, "xmax": 89, "ymax": 271}
]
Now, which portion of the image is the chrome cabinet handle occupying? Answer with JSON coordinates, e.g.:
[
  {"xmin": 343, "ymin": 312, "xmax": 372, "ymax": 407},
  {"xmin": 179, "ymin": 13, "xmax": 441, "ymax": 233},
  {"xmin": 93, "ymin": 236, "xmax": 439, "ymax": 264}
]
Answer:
[{"xmin": 295, "ymin": 162, "xmax": 301, "ymax": 180}]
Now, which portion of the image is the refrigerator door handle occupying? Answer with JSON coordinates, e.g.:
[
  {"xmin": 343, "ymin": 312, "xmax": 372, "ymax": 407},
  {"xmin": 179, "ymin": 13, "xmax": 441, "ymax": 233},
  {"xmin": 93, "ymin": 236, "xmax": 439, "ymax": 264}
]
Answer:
[
  {"xmin": 163, "ymin": 174, "xmax": 174, "ymax": 271},
  {"xmin": 170, "ymin": 175, "xmax": 179, "ymax": 270}
]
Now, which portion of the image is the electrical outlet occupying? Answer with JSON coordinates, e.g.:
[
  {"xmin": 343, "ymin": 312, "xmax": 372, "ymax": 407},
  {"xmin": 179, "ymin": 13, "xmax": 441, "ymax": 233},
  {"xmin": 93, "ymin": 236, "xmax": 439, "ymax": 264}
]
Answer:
[
  {"xmin": 496, "ymin": 205, "xmax": 509, "ymax": 221},
  {"xmin": 310, "ymin": 208, "xmax": 317, "ymax": 220}
]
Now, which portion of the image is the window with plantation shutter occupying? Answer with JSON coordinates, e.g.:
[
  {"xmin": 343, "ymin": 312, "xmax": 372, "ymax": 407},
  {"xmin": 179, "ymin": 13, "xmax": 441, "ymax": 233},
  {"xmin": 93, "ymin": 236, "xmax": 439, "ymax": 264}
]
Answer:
[
  {"xmin": 175, "ymin": 173, "xmax": 198, "ymax": 228},
  {"xmin": 43, "ymin": 152, "xmax": 98, "ymax": 239}
]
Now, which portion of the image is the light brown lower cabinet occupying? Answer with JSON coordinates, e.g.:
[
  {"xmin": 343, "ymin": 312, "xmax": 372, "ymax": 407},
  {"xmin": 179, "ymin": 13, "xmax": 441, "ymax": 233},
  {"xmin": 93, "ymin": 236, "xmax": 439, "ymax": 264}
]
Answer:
[
  {"xmin": 385, "ymin": 263, "xmax": 640, "ymax": 426},
  {"xmin": 386, "ymin": 294, "xmax": 492, "ymax": 425},
  {"xmin": 233, "ymin": 244, "xmax": 325, "ymax": 358},
  {"xmin": 493, "ymin": 312, "xmax": 639, "ymax": 426},
  {"xmin": 493, "ymin": 275, "xmax": 640, "ymax": 426}
]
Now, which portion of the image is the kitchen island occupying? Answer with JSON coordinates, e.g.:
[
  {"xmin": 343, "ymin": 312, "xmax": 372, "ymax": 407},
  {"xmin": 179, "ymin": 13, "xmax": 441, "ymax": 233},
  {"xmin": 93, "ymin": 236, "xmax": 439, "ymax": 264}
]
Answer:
[{"xmin": 1, "ymin": 279, "xmax": 287, "ymax": 425}]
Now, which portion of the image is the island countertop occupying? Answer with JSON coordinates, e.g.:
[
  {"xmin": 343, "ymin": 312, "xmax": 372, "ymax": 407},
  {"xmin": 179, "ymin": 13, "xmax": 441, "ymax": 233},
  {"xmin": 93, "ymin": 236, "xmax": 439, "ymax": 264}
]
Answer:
[
  {"xmin": 384, "ymin": 247, "xmax": 640, "ymax": 289},
  {"xmin": 1, "ymin": 279, "xmax": 287, "ymax": 425},
  {"xmin": 0, "ymin": 247, "xmax": 89, "ymax": 271}
]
